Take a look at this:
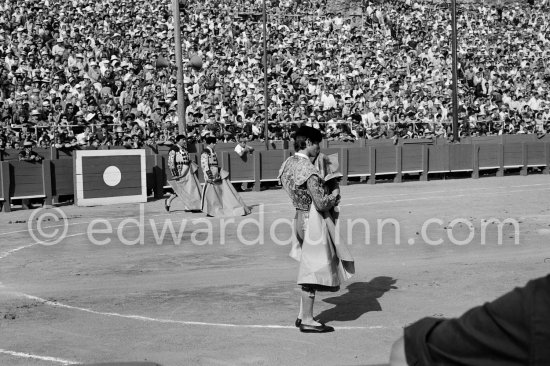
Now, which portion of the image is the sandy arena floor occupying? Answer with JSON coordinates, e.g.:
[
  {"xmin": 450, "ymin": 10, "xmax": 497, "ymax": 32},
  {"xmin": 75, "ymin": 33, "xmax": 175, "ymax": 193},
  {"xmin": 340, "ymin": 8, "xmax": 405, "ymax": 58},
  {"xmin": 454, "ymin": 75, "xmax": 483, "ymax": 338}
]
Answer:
[{"xmin": 1, "ymin": 174, "xmax": 549, "ymax": 366}]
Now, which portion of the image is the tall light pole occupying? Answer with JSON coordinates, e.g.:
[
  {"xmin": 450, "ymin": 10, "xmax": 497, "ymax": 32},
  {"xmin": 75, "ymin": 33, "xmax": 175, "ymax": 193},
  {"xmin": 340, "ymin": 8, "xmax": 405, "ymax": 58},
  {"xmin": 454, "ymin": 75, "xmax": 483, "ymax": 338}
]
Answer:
[
  {"xmin": 451, "ymin": 0, "xmax": 459, "ymax": 141},
  {"xmin": 172, "ymin": 0, "xmax": 187, "ymax": 135},
  {"xmin": 263, "ymin": 0, "xmax": 269, "ymax": 149}
]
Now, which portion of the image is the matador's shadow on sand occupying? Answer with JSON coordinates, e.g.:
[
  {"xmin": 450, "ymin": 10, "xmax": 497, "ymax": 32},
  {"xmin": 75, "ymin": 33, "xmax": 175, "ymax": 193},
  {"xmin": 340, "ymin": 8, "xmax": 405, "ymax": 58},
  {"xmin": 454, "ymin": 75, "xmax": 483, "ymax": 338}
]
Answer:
[{"xmin": 316, "ymin": 276, "xmax": 397, "ymax": 324}]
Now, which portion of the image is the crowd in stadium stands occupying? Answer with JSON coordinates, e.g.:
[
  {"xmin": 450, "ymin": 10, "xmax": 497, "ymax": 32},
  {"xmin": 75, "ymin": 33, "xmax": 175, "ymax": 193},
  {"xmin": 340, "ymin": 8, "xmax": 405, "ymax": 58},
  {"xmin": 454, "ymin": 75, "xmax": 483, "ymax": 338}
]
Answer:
[{"xmin": 1, "ymin": 0, "xmax": 550, "ymax": 152}]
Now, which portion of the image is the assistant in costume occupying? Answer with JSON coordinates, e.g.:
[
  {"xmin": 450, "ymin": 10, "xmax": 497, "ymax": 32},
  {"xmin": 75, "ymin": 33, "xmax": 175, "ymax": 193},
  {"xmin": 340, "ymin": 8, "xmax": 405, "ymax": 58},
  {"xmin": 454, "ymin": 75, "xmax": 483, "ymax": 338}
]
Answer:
[
  {"xmin": 200, "ymin": 136, "xmax": 251, "ymax": 217},
  {"xmin": 166, "ymin": 135, "xmax": 202, "ymax": 212},
  {"xmin": 278, "ymin": 126, "xmax": 352, "ymax": 333}
]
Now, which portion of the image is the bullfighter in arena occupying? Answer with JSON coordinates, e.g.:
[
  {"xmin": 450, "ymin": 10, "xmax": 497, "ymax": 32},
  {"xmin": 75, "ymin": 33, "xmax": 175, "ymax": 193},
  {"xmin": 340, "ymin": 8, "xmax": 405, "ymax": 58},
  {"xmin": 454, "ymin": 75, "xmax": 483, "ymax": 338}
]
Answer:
[
  {"xmin": 166, "ymin": 135, "xmax": 202, "ymax": 212},
  {"xmin": 278, "ymin": 126, "xmax": 354, "ymax": 333},
  {"xmin": 200, "ymin": 135, "xmax": 251, "ymax": 217}
]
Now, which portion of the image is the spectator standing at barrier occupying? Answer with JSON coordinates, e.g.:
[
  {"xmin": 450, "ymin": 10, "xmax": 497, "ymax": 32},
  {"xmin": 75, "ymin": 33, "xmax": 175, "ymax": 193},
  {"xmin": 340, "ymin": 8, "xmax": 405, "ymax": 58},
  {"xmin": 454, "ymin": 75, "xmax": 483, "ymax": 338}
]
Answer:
[
  {"xmin": 277, "ymin": 126, "xmax": 341, "ymax": 333},
  {"xmin": 234, "ymin": 133, "xmax": 255, "ymax": 191},
  {"xmin": 18, "ymin": 141, "xmax": 43, "ymax": 162},
  {"xmin": 200, "ymin": 135, "xmax": 251, "ymax": 217},
  {"xmin": 165, "ymin": 134, "xmax": 202, "ymax": 212},
  {"xmin": 234, "ymin": 136, "xmax": 254, "ymax": 161}
]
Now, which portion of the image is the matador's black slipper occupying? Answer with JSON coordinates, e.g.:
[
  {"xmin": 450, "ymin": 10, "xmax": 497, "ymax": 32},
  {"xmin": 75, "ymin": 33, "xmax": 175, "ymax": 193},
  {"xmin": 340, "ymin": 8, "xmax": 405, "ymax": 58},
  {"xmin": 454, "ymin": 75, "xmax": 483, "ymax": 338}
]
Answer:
[{"xmin": 299, "ymin": 323, "xmax": 334, "ymax": 333}]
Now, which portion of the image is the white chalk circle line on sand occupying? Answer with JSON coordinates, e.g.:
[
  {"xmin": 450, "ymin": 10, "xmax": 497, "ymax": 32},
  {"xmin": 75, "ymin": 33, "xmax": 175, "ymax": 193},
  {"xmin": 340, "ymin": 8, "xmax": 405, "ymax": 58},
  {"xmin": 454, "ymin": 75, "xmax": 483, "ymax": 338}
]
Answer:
[
  {"xmin": 0, "ymin": 233, "xmax": 86, "ymax": 260},
  {"xmin": 0, "ymin": 244, "xmax": 35, "ymax": 260},
  {"xmin": 0, "ymin": 348, "xmax": 78, "ymax": 365},
  {"xmin": 15, "ymin": 292, "xmax": 393, "ymax": 331}
]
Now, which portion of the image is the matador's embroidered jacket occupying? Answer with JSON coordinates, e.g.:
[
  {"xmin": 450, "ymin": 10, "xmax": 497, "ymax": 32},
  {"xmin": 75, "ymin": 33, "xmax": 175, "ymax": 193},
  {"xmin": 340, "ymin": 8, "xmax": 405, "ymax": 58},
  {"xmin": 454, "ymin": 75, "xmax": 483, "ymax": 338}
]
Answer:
[{"xmin": 201, "ymin": 146, "xmax": 219, "ymax": 181}]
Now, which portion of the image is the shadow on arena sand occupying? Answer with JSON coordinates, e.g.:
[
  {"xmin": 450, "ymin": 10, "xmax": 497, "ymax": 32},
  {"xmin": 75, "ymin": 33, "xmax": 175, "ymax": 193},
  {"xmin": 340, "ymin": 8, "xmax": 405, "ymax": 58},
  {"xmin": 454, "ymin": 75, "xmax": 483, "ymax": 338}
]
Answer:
[{"xmin": 317, "ymin": 276, "xmax": 398, "ymax": 324}]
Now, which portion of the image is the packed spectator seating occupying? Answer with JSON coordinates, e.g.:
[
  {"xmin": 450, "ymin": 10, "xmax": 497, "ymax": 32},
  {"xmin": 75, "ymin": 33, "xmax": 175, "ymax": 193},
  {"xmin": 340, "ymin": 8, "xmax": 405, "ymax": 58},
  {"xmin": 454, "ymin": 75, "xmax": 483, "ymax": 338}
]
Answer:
[{"xmin": 1, "ymin": 0, "xmax": 549, "ymax": 151}]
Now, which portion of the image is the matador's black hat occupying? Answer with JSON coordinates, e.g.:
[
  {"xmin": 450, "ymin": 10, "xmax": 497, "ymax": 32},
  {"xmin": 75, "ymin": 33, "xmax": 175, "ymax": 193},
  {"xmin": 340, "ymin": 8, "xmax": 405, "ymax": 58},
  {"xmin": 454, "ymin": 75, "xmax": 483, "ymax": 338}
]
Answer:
[
  {"xmin": 296, "ymin": 126, "xmax": 323, "ymax": 143},
  {"xmin": 205, "ymin": 135, "xmax": 217, "ymax": 144}
]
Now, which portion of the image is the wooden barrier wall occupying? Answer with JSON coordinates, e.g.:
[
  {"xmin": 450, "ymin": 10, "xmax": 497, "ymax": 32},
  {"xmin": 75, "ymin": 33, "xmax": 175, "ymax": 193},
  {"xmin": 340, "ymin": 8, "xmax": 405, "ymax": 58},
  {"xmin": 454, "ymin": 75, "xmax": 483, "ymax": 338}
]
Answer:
[
  {"xmin": 0, "ymin": 138, "xmax": 549, "ymax": 212},
  {"xmin": 0, "ymin": 162, "xmax": 7, "ymax": 210},
  {"xmin": 51, "ymin": 159, "xmax": 74, "ymax": 197},
  {"xmin": 9, "ymin": 161, "xmax": 47, "ymax": 200}
]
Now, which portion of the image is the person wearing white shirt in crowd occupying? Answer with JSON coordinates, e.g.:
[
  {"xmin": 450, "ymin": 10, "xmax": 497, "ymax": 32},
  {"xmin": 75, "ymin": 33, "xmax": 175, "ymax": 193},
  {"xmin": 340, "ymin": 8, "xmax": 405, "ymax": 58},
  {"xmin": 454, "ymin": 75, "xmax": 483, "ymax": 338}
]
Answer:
[
  {"xmin": 362, "ymin": 105, "xmax": 377, "ymax": 128},
  {"xmin": 137, "ymin": 99, "xmax": 152, "ymax": 118},
  {"xmin": 76, "ymin": 126, "xmax": 91, "ymax": 145},
  {"xmin": 51, "ymin": 38, "xmax": 65, "ymax": 57},
  {"xmin": 321, "ymin": 87, "xmax": 337, "ymax": 110}
]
